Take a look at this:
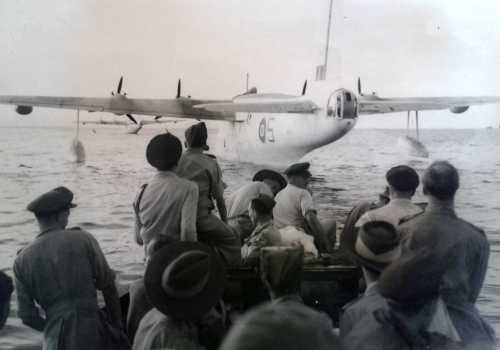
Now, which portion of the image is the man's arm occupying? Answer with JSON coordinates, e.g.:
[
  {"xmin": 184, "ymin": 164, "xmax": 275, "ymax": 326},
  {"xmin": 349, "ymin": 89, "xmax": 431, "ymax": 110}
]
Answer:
[
  {"xmin": 13, "ymin": 263, "xmax": 45, "ymax": 331},
  {"xmin": 180, "ymin": 183, "xmax": 198, "ymax": 242},
  {"xmin": 133, "ymin": 185, "xmax": 147, "ymax": 246},
  {"xmin": 87, "ymin": 234, "xmax": 123, "ymax": 328},
  {"xmin": 305, "ymin": 211, "xmax": 331, "ymax": 253}
]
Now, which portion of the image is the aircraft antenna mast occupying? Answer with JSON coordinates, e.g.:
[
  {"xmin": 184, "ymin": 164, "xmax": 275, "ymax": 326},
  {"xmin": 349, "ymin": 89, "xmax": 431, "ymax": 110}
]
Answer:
[
  {"xmin": 246, "ymin": 73, "xmax": 249, "ymax": 91},
  {"xmin": 323, "ymin": 0, "xmax": 334, "ymax": 77}
]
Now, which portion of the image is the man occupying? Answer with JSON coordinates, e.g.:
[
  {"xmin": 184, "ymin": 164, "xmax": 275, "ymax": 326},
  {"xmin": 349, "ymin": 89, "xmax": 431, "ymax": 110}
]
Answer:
[
  {"xmin": 273, "ymin": 162, "xmax": 333, "ymax": 252},
  {"xmin": 176, "ymin": 122, "xmax": 241, "ymax": 266},
  {"xmin": 342, "ymin": 248, "xmax": 463, "ymax": 350},
  {"xmin": 134, "ymin": 133, "xmax": 198, "ymax": 257},
  {"xmin": 133, "ymin": 242, "xmax": 226, "ymax": 350},
  {"xmin": 227, "ymin": 169, "xmax": 286, "ymax": 241},
  {"xmin": 356, "ymin": 165, "xmax": 422, "ymax": 228},
  {"xmin": 129, "ymin": 132, "xmax": 198, "ymax": 340},
  {"xmin": 400, "ymin": 161, "xmax": 495, "ymax": 348},
  {"xmin": 0, "ymin": 271, "xmax": 13, "ymax": 329},
  {"xmin": 339, "ymin": 220, "xmax": 401, "ymax": 338},
  {"xmin": 241, "ymin": 195, "xmax": 283, "ymax": 265},
  {"xmin": 13, "ymin": 187, "xmax": 123, "ymax": 350}
]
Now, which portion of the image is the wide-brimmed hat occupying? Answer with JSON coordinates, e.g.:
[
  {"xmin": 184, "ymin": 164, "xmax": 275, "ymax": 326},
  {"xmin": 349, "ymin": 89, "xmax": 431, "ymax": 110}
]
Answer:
[
  {"xmin": 144, "ymin": 241, "xmax": 226, "ymax": 320},
  {"xmin": 185, "ymin": 122, "xmax": 209, "ymax": 150},
  {"xmin": 27, "ymin": 186, "xmax": 77, "ymax": 215},
  {"xmin": 283, "ymin": 162, "xmax": 311, "ymax": 178},
  {"xmin": 341, "ymin": 220, "xmax": 401, "ymax": 273},
  {"xmin": 386, "ymin": 165, "xmax": 419, "ymax": 192},
  {"xmin": 146, "ymin": 133, "xmax": 182, "ymax": 170},
  {"xmin": 252, "ymin": 169, "xmax": 287, "ymax": 191}
]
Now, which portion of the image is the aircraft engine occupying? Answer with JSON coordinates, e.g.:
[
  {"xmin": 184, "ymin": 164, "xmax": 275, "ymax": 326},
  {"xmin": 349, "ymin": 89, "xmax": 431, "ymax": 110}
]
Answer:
[
  {"xmin": 327, "ymin": 89, "xmax": 358, "ymax": 119},
  {"xmin": 16, "ymin": 105, "xmax": 33, "ymax": 115},
  {"xmin": 450, "ymin": 106, "xmax": 469, "ymax": 114}
]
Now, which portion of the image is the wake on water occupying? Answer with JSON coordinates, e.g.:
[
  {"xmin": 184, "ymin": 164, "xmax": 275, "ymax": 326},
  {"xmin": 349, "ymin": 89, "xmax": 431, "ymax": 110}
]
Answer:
[
  {"xmin": 70, "ymin": 138, "xmax": 86, "ymax": 163},
  {"xmin": 397, "ymin": 135, "xmax": 429, "ymax": 158}
]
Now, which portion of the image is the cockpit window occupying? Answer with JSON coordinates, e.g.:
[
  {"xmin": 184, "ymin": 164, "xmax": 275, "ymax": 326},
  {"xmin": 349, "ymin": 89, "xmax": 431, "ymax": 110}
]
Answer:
[{"xmin": 345, "ymin": 92, "xmax": 352, "ymax": 102}]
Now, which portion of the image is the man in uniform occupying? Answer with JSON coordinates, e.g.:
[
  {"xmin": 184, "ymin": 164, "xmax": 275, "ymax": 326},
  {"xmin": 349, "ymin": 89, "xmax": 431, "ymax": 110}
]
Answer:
[
  {"xmin": 400, "ymin": 161, "xmax": 495, "ymax": 348},
  {"xmin": 13, "ymin": 187, "xmax": 123, "ymax": 350},
  {"xmin": 273, "ymin": 162, "xmax": 333, "ymax": 253},
  {"xmin": 356, "ymin": 165, "xmax": 422, "ymax": 228},
  {"xmin": 226, "ymin": 169, "xmax": 286, "ymax": 242},
  {"xmin": 176, "ymin": 122, "xmax": 241, "ymax": 266}
]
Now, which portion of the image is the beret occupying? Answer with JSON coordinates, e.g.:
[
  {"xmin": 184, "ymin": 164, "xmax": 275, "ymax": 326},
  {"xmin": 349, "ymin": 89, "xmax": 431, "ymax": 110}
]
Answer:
[
  {"xmin": 386, "ymin": 165, "xmax": 419, "ymax": 192},
  {"xmin": 252, "ymin": 169, "xmax": 286, "ymax": 191},
  {"xmin": 146, "ymin": 133, "xmax": 182, "ymax": 170},
  {"xmin": 27, "ymin": 186, "xmax": 77, "ymax": 215}
]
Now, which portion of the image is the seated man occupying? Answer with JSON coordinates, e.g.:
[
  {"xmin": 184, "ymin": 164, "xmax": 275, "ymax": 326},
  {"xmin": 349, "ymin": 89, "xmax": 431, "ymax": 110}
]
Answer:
[
  {"xmin": 14, "ymin": 187, "xmax": 123, "ymax": 350},
  {"xmin": 273, "ymin": 162, "xmax": 334, "ymax": 253},
  {"xmin": 356, "ymin": 165, "xmax": 422, "ymax": 228},
  {"xmin": 241, "ymin": 195, "xmax": 283, "ymax": 265},
  {"xmin": 227, "ymin": 169, "xmax": 286, "ymax": 241},
  {"xmin": 342, "ymin": 248, "xmax": 464, "ymax": 350},
  {"xmin": 0, "ymin": 271, "xmax": 13, "ymax": 329},
  {"xmin": 176, "ymin": 122, "xmax": 241, "ymax": 266},
  {"xmin": 134, "ymin": 132, "xmax": 198, "ymax": 258},
  {"xmin": 339, "ymin": 220, "xmax": 401, "ymax": 337},
  {"xmin": 133, "ymin": 241, "xmax": 227, "ymax": 350},
  {"xmin": 260, "ymin": 246, "xmax": 304, "ymax": 303},
  {"xmin": 219, "ymin": 297, "xmax": 339, "ymax": 350}
]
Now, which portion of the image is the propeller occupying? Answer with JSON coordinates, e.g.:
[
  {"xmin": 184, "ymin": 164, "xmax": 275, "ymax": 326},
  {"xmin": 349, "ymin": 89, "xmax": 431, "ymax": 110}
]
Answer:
[
  {"xmin": 154, "ymin": 115, "xmax": 163, "ymax": 121},
  {"xmin": 126, "ymin": 114, "xmax": 138, "ymax": 124},
  {"xmin": 301, "ymin": 80, "xmax": 308, "ymax": 96},
  {"xmin": 117, "ymin": 76, "xmax": 123, "ymax": 94},
  {"xmin": 176, "ymin": 79, "xmax": 181, "ymax": 98},
  {"xmin": 357, "ymin": 77, "xmax": 362, "ymax": 95}
]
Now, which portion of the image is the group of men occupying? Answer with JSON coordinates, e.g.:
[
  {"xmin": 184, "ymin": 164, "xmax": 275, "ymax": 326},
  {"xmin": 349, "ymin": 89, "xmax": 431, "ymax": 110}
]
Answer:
[{"xmin": 4, "ymin": 121, "xmax": 496, "ymax": 349}]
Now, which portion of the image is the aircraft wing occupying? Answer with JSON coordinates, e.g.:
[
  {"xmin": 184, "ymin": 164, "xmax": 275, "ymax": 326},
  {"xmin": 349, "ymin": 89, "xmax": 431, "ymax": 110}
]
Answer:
[
  {"xmin": 0, "ymin": 95, "xmax": 237, "ymax": 121},
  {"xmin": 358, "ymin": 96, "xmax": 500, "ymax": 115}
]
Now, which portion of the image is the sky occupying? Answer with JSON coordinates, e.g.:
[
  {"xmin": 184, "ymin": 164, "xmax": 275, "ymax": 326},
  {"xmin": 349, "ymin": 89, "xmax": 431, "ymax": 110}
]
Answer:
[{"xmin": 0, "ymin": 0, "xmax": 499, "ymax": 128}]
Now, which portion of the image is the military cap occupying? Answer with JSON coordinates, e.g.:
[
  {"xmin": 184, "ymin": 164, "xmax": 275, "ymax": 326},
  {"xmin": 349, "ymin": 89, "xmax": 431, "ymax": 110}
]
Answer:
[
  {"xmin": 27, "ymin": 186, "xmax": 77, "ymax": 215},
  {"xmin": 386, "ymin": 165, "xmax": 419, "ymax": 192},
  {"xmin": 283, "ymin": 162, "xmax": 311, "ymax": 178},
  {"xmin": 146, "ymin": 133, "xmax": 182, "ymax": 170},
  {"xmin": 185, "ymin": 122, "xmax": 209, "ymax": 150},
  {"xmin": 252, "ymin": 169, "xmax": 287, "ymax": 191}
]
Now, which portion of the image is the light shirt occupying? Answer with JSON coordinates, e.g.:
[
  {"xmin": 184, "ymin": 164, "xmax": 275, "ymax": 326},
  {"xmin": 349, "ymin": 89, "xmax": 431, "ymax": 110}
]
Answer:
[
  {"xmin": 135, "ymin": 171, "xmax": 198, "ymax": 251},
  {"xmin": 226, "ymin": 181, "xmax": 274, "ymax": 218},
  {"xmin": 355, "ymin": 198, "xmax": 423, "ymax": 228},
  {"xmin": 273, "ymin": 184, "xmax": 316, "ymax": 229}
]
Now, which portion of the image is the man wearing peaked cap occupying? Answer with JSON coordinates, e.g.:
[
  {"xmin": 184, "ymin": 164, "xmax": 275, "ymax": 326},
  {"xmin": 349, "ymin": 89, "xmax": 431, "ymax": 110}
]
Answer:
[
  {"xmin": 226, "ymin": 169, "xmax": 286, "ymax": 242},
  {"xmin": 15, "ymin": 187, "xmax": 124, "ymax": 350},
  {"xmin": 339, "ymin": 220, "xmax": 400, "ymax": 339},
  {"xmin": 176, "ymin": 122, "xmax": 241, "ymax": 267},
  {"xmin": 273, "ymin": 162, "xmax": 335, "ymax": 253},
  {"xmin": 356, "ymin": 164, "xmax": 422, "ymax": 228}
]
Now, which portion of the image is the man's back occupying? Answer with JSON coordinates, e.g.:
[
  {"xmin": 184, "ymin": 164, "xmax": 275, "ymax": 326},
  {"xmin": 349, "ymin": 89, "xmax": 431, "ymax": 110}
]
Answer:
[
  {"xmin": 273, "ymin": 184, "xmax": 314, "ymax": 229},
  {"xmin": 137, "ymin": 171, "xmax": 198, "ymax": 246},
  {"xmin": 356, "ymin": 198, "xmax": 423, "ymax": 228},
  {"xmin": 226, "ymin": 181, "xmax": 273, "ymax": 218},
  {"xmin": 400, "ymin": 209, "xmax": 489, "ymax": 305}
]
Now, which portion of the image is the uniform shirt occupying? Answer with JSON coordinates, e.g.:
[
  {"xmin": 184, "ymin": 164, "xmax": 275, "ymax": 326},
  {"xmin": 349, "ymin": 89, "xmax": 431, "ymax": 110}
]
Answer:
[
  {"xmin": 134, "ymin": 171, "xmax": 198, "ymax": 251},
  {"xmin": 400, "ymin": 206, "xmax": 490, "ymax": 306},
  {"xmin": 339, "ymin": 282, "xmax": 388, "ymax": 338},
  {"xmin": 226, "ymin": 181, "xmax": 274, "ymax": 218},
  {"xmin": 13, "ymin": 228, "xmax": 115, "ymax": 349},
  {"xmin": 241, "ymin": 221, "xmax": 282, "ymax": 265},
  {"xmin": 176, "ymin": 149, "xmax": 224, "ymax": 217},
  {"xmin": 132, "ymin": 308, "xmax": 201, "ymax": 350},
  {"xmin": 355, "ymin": 198, "xmax": 423, "ymax": 228},
  {"xmin": 273, "ymin": 184, "xmax": 316, "ymax": 229}
]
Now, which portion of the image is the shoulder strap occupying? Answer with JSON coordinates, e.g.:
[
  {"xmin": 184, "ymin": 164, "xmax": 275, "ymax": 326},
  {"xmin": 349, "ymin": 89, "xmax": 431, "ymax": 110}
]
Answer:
[{"xmin": 133, "ymin": 184, "xmax": 148, "ymax": 215}]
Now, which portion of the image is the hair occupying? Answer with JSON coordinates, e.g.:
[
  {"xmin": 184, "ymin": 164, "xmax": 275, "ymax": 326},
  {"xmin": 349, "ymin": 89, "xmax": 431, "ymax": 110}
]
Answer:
[
  {"xmin": 423, "ymin": 161, "xmax": 459, "ymax": 200},
  {"xmin": 250, "ymin": 198, "xmax": 274, "ymax": 217}
]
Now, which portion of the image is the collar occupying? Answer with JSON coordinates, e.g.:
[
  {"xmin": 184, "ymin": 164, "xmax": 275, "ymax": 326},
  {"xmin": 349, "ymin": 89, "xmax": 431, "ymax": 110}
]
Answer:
[
  {"xmin": 426, "ymin": 202, "xmax": 456, "ymax": 217},
  {"xmin": 185, "ymin": 148, "xmax": 204, "ymax": 154},
  {"xmin": 37, "ymin": 226, "xmax": 61, "ymax": 238},
  {"xmin": 156, "ymin": 170, "xmax": 178, "ymax": 177},
  {"xmin": 364, "ymin": 281, "xmax": 379, "ymax": 296},
  {"xmin": 252, "ymin": 221, "xmax": 273, "ymax": 235},
  {"xmin": 388, "ymin": 198, "xmax": 414, "ymax": 207}
]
